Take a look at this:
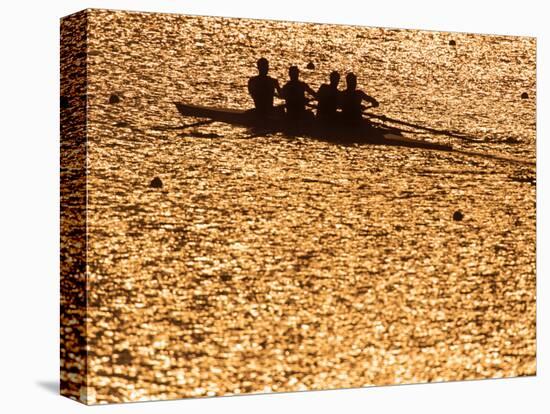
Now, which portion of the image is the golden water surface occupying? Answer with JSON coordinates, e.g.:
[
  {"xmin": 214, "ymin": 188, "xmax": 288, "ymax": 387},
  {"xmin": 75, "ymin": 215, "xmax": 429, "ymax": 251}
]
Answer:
[{"xmin": 77, "ymin": 9, "xmax": 535, "ymax": 403}]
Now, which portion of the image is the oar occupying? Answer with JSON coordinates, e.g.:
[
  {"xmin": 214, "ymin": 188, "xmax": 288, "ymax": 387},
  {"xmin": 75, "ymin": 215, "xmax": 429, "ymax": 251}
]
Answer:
[
  {"xmin": 305, "ymin": 102, "xmax": 317, "ymax": 110},
  {"xmin": 363, "ymin": 112, "xmax": 480, "ymax": 142},
  {"xmin": 307, "ymin": 100, "xmax": 481, "ymax": 142},
  {"xmin": 306, "ymin": 101, "xmax": 375, "ymax": 113},
  {"xmin": 151, "ymin": 119, "xmax": 215, "ymax": 131}
]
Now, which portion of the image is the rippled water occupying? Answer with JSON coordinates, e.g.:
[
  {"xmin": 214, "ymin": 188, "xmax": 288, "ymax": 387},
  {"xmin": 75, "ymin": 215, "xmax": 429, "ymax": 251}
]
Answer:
[{"xmin": 75, "ymin": 9, "xmax": 535, "ymax": 403}]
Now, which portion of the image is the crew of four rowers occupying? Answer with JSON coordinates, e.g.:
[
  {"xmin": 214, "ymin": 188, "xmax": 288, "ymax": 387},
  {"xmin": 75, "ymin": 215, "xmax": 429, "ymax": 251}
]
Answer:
[{"xmin": 247, "ymin": 57, "xmax": 379, "ymax": 124}]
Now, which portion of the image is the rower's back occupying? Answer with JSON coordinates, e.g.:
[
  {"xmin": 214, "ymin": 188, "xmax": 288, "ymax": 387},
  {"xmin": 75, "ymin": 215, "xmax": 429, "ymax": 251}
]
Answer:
[
  {"xmin": 247, "ymin": 58, "xmax": 280, "ymax": 117},
  {"xmin": 281, "ymin": 65, "xmax": 315, "ymax": 121},
  {"xmin": 248, "ymin": 75, "xmax": 278, "ymax": 115},
  {"xmin": 340, "ymin": 89, "xmax": 365, "ymax": 123},
  {"xmin": 340, "ymin": 72, "xmax": 374, "ymax": 124},
  {"xmin": 282, "ymin": 80, "xmax": 308, "ymax": 119},
  {"xmin": 316, "ymin": 71, "xmax": 341, "ymax": 123}
]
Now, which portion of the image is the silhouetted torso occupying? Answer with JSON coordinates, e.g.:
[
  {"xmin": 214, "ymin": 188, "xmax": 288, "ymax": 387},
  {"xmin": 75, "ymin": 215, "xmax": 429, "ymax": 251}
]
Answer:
[
  {"xmin": 248, "ymin": 75, "xmax": 279, "ymax": 116},
  {"xmin": 282, "ymin": 80, "xmax": 310, "ymax": 120},
  {"xmin": 316, "ymin": 83, "xmax": 340, "ymax": 123},
  {"xmin": 340, "ymin": 89, "xmax": 369, "ymax": 123}
]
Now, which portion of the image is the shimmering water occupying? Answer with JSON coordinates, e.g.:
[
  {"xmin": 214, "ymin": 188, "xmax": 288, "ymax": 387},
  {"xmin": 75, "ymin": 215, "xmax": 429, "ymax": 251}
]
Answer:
[{"xmin": 79, "ymin": 9, "xmax": 535, "ymax": 403}]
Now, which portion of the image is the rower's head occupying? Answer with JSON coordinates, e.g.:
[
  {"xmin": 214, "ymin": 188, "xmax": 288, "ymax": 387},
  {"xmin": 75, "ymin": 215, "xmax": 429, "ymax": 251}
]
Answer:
[
  {"xmin": 257, "ymin": 57, "xmax": 269, "ymax": 76},
  {"xmin": 346, "ymin": 72, "xmax": 357, "ymax": 90},
  {"xmin": 329, "ymin": 71, "xmax": 340, "ymax": 87},
  {"xmin": 289, "ymin": 65, "xmax": 300, "ymax": 81}
]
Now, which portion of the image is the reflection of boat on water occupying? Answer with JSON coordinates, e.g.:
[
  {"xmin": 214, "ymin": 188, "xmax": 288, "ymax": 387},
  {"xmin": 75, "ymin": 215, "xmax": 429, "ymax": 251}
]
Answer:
[{"xmin": 174, "ymin": 102, "xmax": 453, "ymax": 152}]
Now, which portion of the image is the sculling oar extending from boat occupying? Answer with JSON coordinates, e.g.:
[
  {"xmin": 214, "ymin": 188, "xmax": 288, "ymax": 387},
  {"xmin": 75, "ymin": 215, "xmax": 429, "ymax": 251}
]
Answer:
[
  {"xmin": 174, "ymin": 102, "xmax": 453, "ymax": 152},
  {"xmin": 365, "ymin": 113, "xmax": 481, "ymax": 143}
]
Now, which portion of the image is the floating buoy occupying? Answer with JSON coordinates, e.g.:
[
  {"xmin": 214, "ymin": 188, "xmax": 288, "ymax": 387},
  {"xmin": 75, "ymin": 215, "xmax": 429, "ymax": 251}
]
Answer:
[
  {"xmin": 504, "ymin": 136, "xmax": 519, "ymax": 144},
  {"xmin": 220, "ymin": 273, "xmax": 232, "ymax": 282},
  {"xmin": 109, "ymin": 93, "xmax": 121, "ymax": 104},
  {"xmin": 521, "ymin": 92, "xmax": 529, "ymax": 99},
  {"xmin": 306, "ymin": 61, "xmax": 315, "ymax": 70},
  {"xmin": 115, "ymin": 349, "xmax": 133, "ymax": 365},
  {"xmin": 150, "ymin": 177, "xmax": 163, "ymax": 188},
  {"xmin": 449, "ymin": 39, "xmax": 456, "ymax": 46},
  {"xmin": 60, "ymin": 96, "xmax": 69, "ymax": 109},
  {"xmin": 453, "ymin": 210, "xmax": 464, "ymax": 221}
]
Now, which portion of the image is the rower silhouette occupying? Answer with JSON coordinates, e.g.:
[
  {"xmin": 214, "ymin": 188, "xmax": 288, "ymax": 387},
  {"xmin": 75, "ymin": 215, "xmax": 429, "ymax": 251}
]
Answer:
[
  {"xmin": 316, "ymin": 70, "xmax": 341, "ymax": 124},
  {"xmin": 247, "ymin": 57, "xmax": 282, "ymax": 118},
  {"xmin": 281, "ymin": 65, "xmax": 316, "ymax": 120},
  {"xmin": 340, "ymin": 72, "xmax": 379, "ymax": 124}
]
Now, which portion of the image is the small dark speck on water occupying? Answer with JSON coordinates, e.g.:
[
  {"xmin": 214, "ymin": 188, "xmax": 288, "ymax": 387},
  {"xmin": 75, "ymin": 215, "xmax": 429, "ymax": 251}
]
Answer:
[
  {"xmin": 449, "ymin": 39, "xmax": 456, "ymax": 46},
  {"xmin": 521, "ymin": 92, "xmax": 529, "ymax": 99},
  {"xmin": 115, "ymin": 349, "xmax": 133, "ymax": 365},
  {"xmin": 150, "ymin": 177, "xmax": 163, "ymax": 188},
  {"xmin": 109, "ymin": 94, "xmax": 121, "ymax": 104},
  {"xmin": 453, "ymin": 210, "xmax": 464, "ymax": 221},
  {"xmin": 220, "ymin": 273, "xmax": 232, "ymax": 282},
  {"xmin": 60, "ymin": 96, "xmax": 69, "ymax": 109},
  {"xmin": 306, "ymin": 61, "xmax": 315, "ymax": 70}
]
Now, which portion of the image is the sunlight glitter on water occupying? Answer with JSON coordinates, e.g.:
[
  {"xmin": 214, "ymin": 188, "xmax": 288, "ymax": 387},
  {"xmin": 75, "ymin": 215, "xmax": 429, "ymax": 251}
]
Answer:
[{"xmin": 64, "ymin": 9, "xmax": 537, "ymax": 403}]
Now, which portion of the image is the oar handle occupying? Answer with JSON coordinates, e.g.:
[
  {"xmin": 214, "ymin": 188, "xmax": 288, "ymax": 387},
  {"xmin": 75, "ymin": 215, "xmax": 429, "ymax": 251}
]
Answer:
[{"xmin": 361, "ymin": 103, "xmax": 376, "ymax": 112}]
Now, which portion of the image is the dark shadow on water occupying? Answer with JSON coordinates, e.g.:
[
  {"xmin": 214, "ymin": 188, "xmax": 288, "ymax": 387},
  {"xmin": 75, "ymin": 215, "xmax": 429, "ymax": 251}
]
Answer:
[
  {"xmin": 37, "ymin": 380, "xmax": 59, "ymax": 395},
  {"xmin": 151, "ymin": 119, "xmax": 215, "ymax": 131},
  {"xmin": 453, "ymin": 148, "xmax": 535, "ymax": 166}
]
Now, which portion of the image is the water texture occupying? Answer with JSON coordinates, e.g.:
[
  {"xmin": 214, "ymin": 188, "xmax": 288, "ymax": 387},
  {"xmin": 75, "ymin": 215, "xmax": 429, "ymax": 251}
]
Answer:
[{"xmin": 72, "ymin": 9, "xmax": 535, "ymax": 403}]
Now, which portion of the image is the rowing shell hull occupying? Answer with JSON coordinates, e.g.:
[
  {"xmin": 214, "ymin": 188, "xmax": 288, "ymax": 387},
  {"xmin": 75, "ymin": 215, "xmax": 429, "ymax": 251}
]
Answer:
[{"xmin": 174, "ymin": 102, "xmax": 452, "ymax": 151}]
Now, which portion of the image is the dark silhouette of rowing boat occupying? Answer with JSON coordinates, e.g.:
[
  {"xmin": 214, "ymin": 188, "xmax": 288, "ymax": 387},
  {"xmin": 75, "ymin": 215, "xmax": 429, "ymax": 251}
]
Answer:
[{"xmin": 174, "ymin": 102, "xmax": 453, "ymax": 152}]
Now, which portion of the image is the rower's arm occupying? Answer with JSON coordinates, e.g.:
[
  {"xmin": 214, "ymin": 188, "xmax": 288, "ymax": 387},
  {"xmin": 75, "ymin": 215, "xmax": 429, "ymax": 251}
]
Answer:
[
  {"xmin": 305, "ymin": 83, "xmax": 317, "ymax": 99},
  {"xmin": 274, "ymin": 79, "xmax": 282, "ymax": 98},
  {"xmin": 361, "ymin": 91, "xmax": 379, "ymax": 107}
]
